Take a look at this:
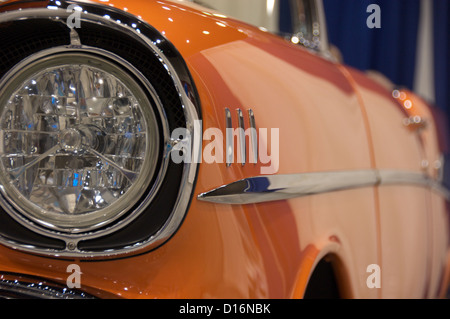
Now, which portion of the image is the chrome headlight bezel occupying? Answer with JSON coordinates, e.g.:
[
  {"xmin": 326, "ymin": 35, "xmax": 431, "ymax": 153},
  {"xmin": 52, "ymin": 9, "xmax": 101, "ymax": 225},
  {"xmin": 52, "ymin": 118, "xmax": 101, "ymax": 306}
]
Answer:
[{"xmin": 0, "ymin": 1, "xmax": 202, "ymax": 258}]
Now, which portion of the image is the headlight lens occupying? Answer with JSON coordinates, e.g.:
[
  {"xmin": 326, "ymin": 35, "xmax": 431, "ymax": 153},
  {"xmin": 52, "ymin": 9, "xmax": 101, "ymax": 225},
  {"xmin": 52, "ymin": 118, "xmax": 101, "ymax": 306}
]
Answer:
[{"xmin": 0, "ymin": 53, "xmax": 160, "ymax": 233}]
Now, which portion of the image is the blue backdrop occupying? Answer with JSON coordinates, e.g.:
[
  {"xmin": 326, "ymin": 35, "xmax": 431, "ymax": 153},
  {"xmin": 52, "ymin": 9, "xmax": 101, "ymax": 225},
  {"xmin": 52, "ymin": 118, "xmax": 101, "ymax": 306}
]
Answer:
[
  {"xmin": 322, "ymin": 0, "xmax": 420, "ymax": 90},
  {"xmin": 280, "ymin": 0, "xmax": 449, "ymax": 128},
  {"xmin": 433, "ymin": 0, "xmax": 450, "ymax": 126}
]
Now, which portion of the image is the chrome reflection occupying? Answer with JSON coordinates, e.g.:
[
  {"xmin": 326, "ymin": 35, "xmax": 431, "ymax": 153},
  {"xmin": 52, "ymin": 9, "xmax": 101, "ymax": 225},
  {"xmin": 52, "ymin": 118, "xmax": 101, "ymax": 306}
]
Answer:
[
  {"xmin": 248, "ymin": 109, "xmax": 258, "ymax": 164},
  {"xmin": 198, "ymin": 170, "xmax": 450, "ymax": 205},
  {"xmin": 237, "ymin": 109, "xmax": 246, "ymax": 166},
  {"xmin": 225, "ymin": 108, "xmax": 232, "ymax": 167},
  {"xmin": 403, "ymin": 116, "xmax": 428, "ymax": 131},
  {"xmin": 0, "ymin": 274, "xmax": 95, "ymax": 299},
  {"xmin": 225, "ymin": 108, "xmax": 258, "ymax": 167},
  {"xmin": 289, "ymin": 0, "xmax": 331, "ymax": 58}
]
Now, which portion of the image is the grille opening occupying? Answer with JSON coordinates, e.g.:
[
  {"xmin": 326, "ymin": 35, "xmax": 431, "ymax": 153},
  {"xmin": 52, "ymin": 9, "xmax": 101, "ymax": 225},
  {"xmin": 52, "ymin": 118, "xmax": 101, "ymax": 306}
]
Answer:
[
  {"xmin": 0, "ymin": 19, "xmax": 70, "ymax": 78},
  {"xmin": 0, "ymin": 272, "xmax": 104, "ymax": 299}
]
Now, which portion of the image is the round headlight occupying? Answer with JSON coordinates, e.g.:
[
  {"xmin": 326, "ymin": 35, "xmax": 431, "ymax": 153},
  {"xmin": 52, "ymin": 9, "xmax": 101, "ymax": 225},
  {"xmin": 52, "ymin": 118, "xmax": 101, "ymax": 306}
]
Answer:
[{"xmin": 0, "ymin": 52, "xmax": 160, "ymax": 233}]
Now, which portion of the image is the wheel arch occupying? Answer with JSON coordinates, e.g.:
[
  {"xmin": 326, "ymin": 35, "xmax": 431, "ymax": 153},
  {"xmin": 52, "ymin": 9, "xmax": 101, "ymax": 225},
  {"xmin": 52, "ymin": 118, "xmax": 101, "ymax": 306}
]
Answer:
[{"xmin": 290, "ymin": 242, "xmax": 352, "ymax": 299}]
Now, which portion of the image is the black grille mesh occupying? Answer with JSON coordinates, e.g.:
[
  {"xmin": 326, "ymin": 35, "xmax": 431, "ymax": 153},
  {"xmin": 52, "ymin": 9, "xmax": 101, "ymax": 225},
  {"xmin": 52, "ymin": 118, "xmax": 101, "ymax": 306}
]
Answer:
[{"xmin": 0, "ymin": 20, "xmax": 70, "ymax": 78}]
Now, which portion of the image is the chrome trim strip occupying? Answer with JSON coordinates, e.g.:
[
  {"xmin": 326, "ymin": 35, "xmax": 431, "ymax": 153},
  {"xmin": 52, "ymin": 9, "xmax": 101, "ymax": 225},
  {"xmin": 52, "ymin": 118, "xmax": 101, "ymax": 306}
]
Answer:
[
  {"xmin": 225, "ymin": 108, "xmax": 256, "ymax": 166},
  {"xmin": 314, "ymin": 0, "xmax": 331, "ymax": 55},
  {"xmin": 288, "ymin": 0, "xmax": 335, "ymax": 61},
  {"xmin": 69, "ymin": 28, "xmax": 81, "ymax": 46},
  {"xmin": 225, "ymin": 108, "xmax": 233, "ymax": 167},
  {"xmin": 248, "ymin": 109, "xmax": 258, "ymax": 164},
  {"xmin": 237, "ymin": 109, "xmax": 246, "ymax": 165},
  {"xmin": 198, "ymin": 170, "xmax": 450, "ymax": 205}
]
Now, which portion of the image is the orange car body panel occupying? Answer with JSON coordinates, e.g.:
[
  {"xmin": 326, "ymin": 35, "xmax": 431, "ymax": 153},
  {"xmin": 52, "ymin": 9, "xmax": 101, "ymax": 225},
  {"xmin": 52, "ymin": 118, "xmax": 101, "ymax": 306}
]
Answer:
[{"xmin": 0, "ymin": 0, "xmax": 448, "ymax": 298}]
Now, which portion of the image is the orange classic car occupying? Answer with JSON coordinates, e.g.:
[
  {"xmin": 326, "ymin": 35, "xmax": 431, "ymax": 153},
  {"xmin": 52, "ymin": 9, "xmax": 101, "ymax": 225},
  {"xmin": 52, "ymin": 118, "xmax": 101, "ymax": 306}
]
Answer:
[{"xmin": 0, "ymin": 0, "xmax": 448, "ymax": 299}]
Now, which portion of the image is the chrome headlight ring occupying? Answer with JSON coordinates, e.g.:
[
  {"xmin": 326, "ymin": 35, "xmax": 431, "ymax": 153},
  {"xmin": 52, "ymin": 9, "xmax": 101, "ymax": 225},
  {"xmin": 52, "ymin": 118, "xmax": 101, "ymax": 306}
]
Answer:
[{"xmin": 0, "ymin": 47, "xmax": 167, "ymax": 235}]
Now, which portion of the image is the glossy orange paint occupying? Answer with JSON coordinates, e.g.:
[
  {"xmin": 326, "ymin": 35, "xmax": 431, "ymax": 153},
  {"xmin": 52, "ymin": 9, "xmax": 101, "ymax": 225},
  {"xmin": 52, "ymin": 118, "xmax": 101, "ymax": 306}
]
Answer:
[
  {"xmin": 0, "ymin": 0, "xmax": 448, "ymax": 299},
  {"xmin": 342, "ymin": 68, "xmax": 449, "ymax": 298}
]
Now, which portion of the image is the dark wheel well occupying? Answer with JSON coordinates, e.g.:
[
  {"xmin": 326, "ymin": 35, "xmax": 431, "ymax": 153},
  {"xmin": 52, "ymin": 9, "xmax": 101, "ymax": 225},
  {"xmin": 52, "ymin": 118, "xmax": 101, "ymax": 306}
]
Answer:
[{"xmin": 303, "ymin": 255, "xmax": 342, "ymax": 299}]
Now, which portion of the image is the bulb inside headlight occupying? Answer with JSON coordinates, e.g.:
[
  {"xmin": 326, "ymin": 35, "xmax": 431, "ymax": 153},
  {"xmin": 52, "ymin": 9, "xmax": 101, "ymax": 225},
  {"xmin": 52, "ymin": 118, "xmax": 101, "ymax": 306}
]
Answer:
[{"xmin": 0, "ymin": 53, "xmax": 160, "ymax": 233}]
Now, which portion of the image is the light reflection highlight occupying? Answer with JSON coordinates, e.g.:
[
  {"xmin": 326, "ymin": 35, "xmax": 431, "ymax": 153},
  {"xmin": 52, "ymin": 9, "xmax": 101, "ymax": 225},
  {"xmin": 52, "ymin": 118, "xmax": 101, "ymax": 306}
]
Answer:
[{"xmin": 266, "ymin": 0, "xmax": 275, "ymax": 16}]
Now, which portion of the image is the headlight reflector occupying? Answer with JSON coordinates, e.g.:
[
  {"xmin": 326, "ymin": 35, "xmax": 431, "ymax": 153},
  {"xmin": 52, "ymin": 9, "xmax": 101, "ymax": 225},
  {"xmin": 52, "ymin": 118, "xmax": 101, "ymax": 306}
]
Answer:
[{"xmin": 0, "ymin": 53, "xmax": 160, "ymax": 233}]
